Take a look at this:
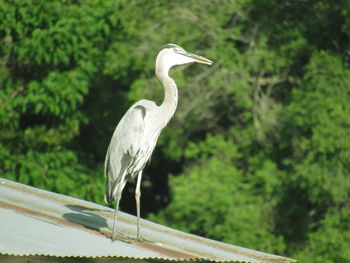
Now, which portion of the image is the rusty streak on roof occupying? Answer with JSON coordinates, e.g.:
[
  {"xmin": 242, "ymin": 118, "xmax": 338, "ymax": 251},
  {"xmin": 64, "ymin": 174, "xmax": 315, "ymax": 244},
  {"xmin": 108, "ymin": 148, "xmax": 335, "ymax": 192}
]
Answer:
[{"xmin": 0, "ymin": 178, "xmax": 296, "ymax": 263}]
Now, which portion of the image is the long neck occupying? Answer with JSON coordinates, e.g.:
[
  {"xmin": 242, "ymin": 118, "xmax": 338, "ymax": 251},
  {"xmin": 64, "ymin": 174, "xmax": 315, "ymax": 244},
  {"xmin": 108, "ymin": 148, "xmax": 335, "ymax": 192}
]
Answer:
[{"xmin": 157, "ymin": 70, "xmax": 178, "ymax": 127}]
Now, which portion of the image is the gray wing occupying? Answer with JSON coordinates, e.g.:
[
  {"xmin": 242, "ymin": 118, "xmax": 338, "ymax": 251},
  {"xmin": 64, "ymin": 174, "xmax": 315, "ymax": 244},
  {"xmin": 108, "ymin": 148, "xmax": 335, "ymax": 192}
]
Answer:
[
  {"xmin": 104, "ymin": 101, "xmax": 151, "ymax": 204},
  {"xmin": 118, "ymin": 104, "xmax": 146, "ymax": 156}
]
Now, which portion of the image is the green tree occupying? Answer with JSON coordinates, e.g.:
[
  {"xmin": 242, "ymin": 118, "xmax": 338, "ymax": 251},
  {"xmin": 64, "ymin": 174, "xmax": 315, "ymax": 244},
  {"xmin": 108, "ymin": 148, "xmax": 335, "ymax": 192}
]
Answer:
[
  {"xmin": 0, "ymin": 0, "xmax": 129, "ymax": 202},
  {"xmin": 1, "ymin": 0, "xmax": 350, "ymax": 262},
  {"xmin": 277, "ymin": 51, "xmax": 350, "ymax": 260}
]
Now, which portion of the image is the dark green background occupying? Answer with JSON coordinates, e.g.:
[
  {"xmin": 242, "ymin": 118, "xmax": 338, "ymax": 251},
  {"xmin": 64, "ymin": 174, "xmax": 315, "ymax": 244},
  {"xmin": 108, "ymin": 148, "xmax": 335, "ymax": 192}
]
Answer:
[{"xmin": 1, "ymin": 1, "xmax": 350, "ymax": 262}]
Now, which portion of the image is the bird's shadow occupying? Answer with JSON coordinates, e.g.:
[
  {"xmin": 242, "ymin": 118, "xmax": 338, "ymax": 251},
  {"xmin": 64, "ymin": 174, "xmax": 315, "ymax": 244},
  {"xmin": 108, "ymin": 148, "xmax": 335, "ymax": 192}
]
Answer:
[
  {"xmin": 63, "ymin": 204, "xmax": 110, "ymax": 234},
  {"xmin": 63, "ymin": 205, "xmax": 160, "ymax": 244}
]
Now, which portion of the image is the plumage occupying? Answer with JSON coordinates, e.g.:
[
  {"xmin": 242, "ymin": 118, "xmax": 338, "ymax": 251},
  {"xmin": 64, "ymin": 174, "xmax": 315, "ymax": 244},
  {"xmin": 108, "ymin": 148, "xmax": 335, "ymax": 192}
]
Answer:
[{"xmin": 104, "ymin": 44, "xmax": 213, "ymax": 241}]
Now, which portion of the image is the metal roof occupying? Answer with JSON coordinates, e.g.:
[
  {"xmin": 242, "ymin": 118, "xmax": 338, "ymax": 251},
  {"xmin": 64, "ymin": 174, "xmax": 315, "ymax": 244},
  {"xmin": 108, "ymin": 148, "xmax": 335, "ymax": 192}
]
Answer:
[{"xmin": 0, "ymin": 177, "xmax": 295, "ymax": 262}]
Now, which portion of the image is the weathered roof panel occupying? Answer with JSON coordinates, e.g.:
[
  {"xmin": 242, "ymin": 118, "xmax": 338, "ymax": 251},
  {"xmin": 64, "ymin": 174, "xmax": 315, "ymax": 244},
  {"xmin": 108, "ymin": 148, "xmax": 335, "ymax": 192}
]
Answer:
[{"xmin": 0, "ymin": 178, "xmax": 295, "ymax": 262}]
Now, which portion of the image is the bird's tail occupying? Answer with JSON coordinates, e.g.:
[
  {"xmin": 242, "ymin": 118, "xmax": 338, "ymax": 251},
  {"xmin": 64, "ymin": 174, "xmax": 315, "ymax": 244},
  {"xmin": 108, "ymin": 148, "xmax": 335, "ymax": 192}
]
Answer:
[
  {"xmin": 104, "ymin": 159, "xmax": 127, "ymax": 205},
  {"xmin": 104, "ymin": 174, "xmax": 126, "ymax": 206},
  {"xmin": 104, "ymin": 146, "xmax": 130, "ymax": 206},
  {"xmin": 104, "ymin": 152, "xmax": 114, "ymax": 205},
  {"xmin": 104, "ymin": 180, "xmax": 112, "ymax": 206}
]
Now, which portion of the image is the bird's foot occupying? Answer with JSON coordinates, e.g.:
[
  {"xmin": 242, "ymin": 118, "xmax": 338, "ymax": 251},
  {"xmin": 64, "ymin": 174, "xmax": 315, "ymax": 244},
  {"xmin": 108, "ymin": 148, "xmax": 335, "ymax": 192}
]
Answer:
[
  {"xmin": 127, "ymin": 235, "xmax": 157, "ymax": 244},
  {"xmin": 111, "ymin": 231, "xmax": 132, "ymax": 243}
]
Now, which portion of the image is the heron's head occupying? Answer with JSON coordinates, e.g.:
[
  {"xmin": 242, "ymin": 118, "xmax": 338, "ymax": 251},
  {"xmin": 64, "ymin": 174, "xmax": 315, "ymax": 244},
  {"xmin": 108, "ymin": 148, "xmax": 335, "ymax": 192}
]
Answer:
[{"xmin": 156, "ymin": 44, "xmax": 213, "ymax": 75}]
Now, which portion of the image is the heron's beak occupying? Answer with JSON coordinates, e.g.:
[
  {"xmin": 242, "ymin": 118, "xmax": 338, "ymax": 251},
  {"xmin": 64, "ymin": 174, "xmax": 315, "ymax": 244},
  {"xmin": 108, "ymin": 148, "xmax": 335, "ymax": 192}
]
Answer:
[{"xmin": 179, "ymin": 50, "xmax": 214, "ymax": 65}]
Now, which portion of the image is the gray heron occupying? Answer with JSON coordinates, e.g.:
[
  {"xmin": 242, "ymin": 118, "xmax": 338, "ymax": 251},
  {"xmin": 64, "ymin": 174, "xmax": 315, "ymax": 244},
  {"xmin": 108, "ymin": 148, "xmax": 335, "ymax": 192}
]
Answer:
[{"xmin": 104, "ymin": 43, "xmax": 213, "ymax": 241}]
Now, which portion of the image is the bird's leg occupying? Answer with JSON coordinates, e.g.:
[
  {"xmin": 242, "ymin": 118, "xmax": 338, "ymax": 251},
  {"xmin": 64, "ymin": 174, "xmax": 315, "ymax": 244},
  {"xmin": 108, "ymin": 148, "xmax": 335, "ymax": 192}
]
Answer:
[
  {"xmin": 135, "ymin": 171, "xmax": 143, "ymax": 240},
  {"xmin": 111, "ymin": 178, "xmax": 127, "ymax": 241},
  {"xmin": 112, "ymin": 191, "xmax": 121, "ymax": 241}
]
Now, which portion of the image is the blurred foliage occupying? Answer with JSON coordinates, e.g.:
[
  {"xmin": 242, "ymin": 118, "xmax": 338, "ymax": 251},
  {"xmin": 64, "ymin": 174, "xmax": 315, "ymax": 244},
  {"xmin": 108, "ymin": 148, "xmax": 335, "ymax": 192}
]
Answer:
[
  {"xmin": 1, "ymin": 0, "xmax": 350, "ymax": 262},
  {"xmin": 0, "ymin": 0, "xmax": 129, "ymax": 203}
]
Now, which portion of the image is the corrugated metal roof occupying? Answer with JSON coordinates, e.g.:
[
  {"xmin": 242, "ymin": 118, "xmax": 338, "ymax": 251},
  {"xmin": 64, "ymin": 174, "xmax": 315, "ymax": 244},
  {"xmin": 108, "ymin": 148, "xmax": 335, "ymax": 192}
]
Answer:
[{"xmin": 0, "ymin": 178, "xmax": 295, "ymax": 262}]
